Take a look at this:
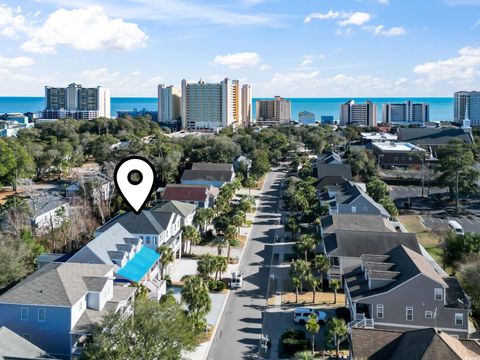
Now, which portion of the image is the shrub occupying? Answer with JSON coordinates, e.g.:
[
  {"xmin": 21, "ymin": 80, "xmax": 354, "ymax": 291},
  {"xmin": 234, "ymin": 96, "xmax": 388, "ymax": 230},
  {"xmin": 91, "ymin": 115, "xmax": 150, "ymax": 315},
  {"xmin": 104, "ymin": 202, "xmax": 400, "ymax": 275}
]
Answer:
[
  {"xmin": 164, "ymin": 275, "xmax": 172, "ymax": 287},
  {"xmin": 208, "ymin": 279, "xmax": 226, "ymax": 292},
  {"xmin": 281, "ymin": 329, "xmax": 308, "ymax": 355}
]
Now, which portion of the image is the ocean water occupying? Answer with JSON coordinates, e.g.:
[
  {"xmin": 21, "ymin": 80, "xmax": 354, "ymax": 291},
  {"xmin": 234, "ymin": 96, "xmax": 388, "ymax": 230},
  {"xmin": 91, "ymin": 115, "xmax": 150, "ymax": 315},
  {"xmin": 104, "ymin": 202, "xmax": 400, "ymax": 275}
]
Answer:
[{"xmin": 0, "ymin": 97, "xmax": 454, "ymax": 122}]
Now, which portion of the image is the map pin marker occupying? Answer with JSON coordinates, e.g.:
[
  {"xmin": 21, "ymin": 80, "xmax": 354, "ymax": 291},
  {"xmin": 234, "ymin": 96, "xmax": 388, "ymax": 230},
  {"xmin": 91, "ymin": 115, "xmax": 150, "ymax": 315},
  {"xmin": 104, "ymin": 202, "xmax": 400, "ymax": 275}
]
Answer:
[{"xmin": 114, "ymin": 156, "xmax": 156, "ymax": 215}]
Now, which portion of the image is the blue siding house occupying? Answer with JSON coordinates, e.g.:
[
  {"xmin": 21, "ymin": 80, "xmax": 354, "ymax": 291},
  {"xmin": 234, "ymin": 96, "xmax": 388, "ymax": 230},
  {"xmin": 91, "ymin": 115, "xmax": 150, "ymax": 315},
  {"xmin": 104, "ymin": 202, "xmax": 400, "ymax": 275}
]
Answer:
[{"xmin": 0, "ymin": 263, "xmax": 135, "ymax": 359}]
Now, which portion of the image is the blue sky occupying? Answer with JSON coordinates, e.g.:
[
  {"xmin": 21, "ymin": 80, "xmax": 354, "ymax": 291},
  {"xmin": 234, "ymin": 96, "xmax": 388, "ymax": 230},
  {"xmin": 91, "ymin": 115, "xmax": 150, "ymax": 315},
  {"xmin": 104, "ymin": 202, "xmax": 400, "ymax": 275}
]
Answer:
[{"xmin": 0, "ymin": 0, "xmax": 479, "ymax": 97}]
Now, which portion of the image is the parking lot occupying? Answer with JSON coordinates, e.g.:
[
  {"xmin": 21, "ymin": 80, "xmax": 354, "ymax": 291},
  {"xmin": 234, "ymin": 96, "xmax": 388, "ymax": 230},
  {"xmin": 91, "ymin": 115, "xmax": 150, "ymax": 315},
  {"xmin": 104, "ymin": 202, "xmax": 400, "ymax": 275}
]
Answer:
[
  {"xmin": 389, "ymin": 185, "xmax": 445, "ymax": 201},
  {"xmin": 421, "ymin": 215, "xmax": 480, "ymax": 234}
]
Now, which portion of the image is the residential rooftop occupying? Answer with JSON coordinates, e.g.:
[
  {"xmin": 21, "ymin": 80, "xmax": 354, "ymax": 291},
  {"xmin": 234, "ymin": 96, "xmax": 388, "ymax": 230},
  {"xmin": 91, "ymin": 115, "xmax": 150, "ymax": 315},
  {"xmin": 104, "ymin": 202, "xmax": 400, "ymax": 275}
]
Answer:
[
  {"xmin": 372, "ymin": 141, "xmax": 426, "ymax": 152},
  {"xmin": 320, "ymin": 214, "xmax": 396, "ymax": 234}
]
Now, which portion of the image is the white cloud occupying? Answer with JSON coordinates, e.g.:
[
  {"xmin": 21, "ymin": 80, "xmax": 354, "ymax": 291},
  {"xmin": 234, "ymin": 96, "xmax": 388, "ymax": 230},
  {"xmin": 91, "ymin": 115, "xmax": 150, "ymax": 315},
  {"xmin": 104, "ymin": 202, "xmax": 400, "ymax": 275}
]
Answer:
[
  {"xmin": 413, "ymin": 46, "xmax": 480, "ymax": 81},
  {"xmin": 301, "ymin": 58, "xmax": 313, "ymax": 66},
  {"xmin": 304, "ymin": 9, "xmax": 371, "ymax": 26},
  {"xmin": 338, "ymin": 12, "xmax": 371, "ymax": 26},
  {"xmin": 20, "ymin": 6, "xmax": 147, "ymax": 54},
  {"xmin": 259, "ymin": 64, "xmax": 271, "ymax": 70},
  {"xmin": 0, "ymin": 4, "xmax": 32, "ymax": 38},
  {"xmin": 377, "ymin": 0, "xmax": 390, "ymax": 4},
  {"xmin": 212, "ymin": 52, "xmax": 261, "ymax": 69},
  {"xmin": 366, "ymin": 25, "xmax": 406, "ymax": 36},
  {"xmin": 81, "ymin": 67, "xmax": 121, "ymax": 83},
  {"xmin": 0, "ymin": 55, "xmax": 34, "ymax": 67}
]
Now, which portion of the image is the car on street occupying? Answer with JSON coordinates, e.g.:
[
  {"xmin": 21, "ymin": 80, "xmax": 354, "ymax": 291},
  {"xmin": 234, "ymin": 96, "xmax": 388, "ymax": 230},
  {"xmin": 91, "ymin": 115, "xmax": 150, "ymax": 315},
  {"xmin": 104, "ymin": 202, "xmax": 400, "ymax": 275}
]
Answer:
[
  {"xmin": 448, "ymin": 220, "xmax": 465, "ymax": 235},
  {"xmin": 230, "ymin": 271, "xmax": 243, "ymax": 289},
  {"xmin": 293, "ymin": 307, "xmax": 328, "ymax": 324}
]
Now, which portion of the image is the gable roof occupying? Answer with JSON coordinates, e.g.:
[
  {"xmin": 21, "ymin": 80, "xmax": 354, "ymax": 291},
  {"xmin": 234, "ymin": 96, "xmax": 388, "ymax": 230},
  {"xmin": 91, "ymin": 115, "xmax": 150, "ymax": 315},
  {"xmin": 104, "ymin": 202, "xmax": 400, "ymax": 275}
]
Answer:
[
  {"xmin": 350, "ymin": 328, "xmax": 480, "ymax": 360},
  {"xmin": 320, "ymin": 215, "xmax": 394, "ymax": 234},
  {"xmin": 181, "ymin": 169, "xmax": 234, "ymax": 182},
  {"xmin": 95, "ymin": 210, "xmax": 176, "ymax": 236},
  {"xmin": 0, "ymin": 326, "xmax": 53, "ymax": 360},
  {"xmin": 28, "ymin": 197, "xmax": 67, "ymax": 218},
  {"xmin": 398, "ymin": 127, "xmax": 474, "ymax": 146},
  {"xmin": 191, "ymin": 162, "xmax": 234, "ymax": 172},
  {"xmin": 317, "ymin": 151, "xmax": 343, "ymax": 165},
  {"xmin": 152, "ymin": 200, "xmax": 196, "ymax": 217},
  {"xmin": 71, "ymin": 223, "xmax": 138, "ymax": 265},
  {"xmin": 0, "ymin": 263, "xmax": 113, "ymax": 306},
  {"xmin": 324, "ymin": 230, "xmax": 419, "ymax": 257},
  {"xmin": 315, "ymin": 176, "xmax": 349, "ymax": 191},
  {"xmin": 317, "ymin": 163, "xmax": 352, "ymax": 181},
  {"xmin": 345, "ymin": 245, "xmax": 448, "ymax": 301},
  {"xmin": 163, "ymin": 184, "xmax": 210, "ymax": 202}
]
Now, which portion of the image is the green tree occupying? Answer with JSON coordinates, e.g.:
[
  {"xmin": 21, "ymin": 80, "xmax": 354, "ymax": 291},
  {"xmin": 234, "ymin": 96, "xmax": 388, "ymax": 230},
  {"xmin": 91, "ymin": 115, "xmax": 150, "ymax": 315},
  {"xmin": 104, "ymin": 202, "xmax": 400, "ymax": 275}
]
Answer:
[
  {"xmin": 194, "ymin": 208, "xmax": 214, "ymax": 235},
  {"xmin": 312, "ymin": 254, "xmax": 331, "ymax": 290},
  {"xmin": 293, "ymin": 351, "xmax": 314, "ymax": 360},
  {"xmin": 181, "ymin": 275, "xmax": 212, "ymax": 330},
  {"xmin": 305, "ymin": 314, "xmax": 320, "ymax": 355},
  {"xmin": 182, "ymin": 225, "xmax": 200, "ymax": 254},
  {"xmin": 197, "ymin": 254, "xmax": 217, "ymax": 280},
  {"xmin": 243, "ymin": 176, "xmax": 257, "ymax": 196},
  {"xmin": 82, "ymin": 299, "xmax": 198, "ymax": 360},
  {"xmin": 0, "ymin": 234, "xmax": 30, "ymax": 290},
  {"xmin": 379, "ymin": 196, "xmax": 399, "ymax": 217},
  {"xmin": 286, "ymin": 216, "xmax": 300, "ymax": 241},
  {"xmin": 214, "ymin": 256, "xmax": 228, "ymax": 280},
  {"xmin": 444, "ymin": 232, "xmax": 480, "ymax": 269},
  {"xmin": 366, "ymin": 177, "xmax": 389, "ymax": 202},
  {"xmin": 224, "ymin": 225, "xmax": 238, "ymax": 261},
  {"xmin": 330, "ymin": 279, "xmax": 341, "ymax": 304},
  {"xmin": 157, "ymin": 244, "xmax": 175, "ymax": 280},
  {"xmin": 458, "ymin": 256, "xmax": 480, "ymax": 316},
  {"xmin": 294, "ymin": 234, "xmax": 317, "ymax": 261},
  {"xmin": 250, "ymin": 149, "xmax": 270, "ymax": 178},
  {"xmin": 327, "ymin": 318, "xmax": 348, "ymax": 359},
  {"xmin": 289, "ymin": 259, "xmax": 311, "ymax": 301},
  {"xmin": 436, "ymin": 139, "xmax": 479, "ymax": 214}
]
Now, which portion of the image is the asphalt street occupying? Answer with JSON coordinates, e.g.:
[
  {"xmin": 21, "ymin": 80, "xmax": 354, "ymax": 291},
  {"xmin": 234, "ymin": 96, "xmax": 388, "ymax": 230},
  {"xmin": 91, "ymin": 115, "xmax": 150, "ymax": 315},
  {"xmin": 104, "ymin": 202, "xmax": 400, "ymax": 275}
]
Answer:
[
  {"xmin": 421, "ymin": 215, "xmax": 480, "ymax": 234},
  {"xmin": 207, "ymin": 169, "xmax": 284, "ymax": 360}
]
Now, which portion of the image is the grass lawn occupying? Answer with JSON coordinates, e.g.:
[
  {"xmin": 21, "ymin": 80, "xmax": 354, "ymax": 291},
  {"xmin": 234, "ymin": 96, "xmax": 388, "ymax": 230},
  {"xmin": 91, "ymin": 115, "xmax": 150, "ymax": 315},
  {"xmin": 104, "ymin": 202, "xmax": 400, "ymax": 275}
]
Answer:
[{"xmin": 398, "ymin": 215, "xmax": 444, "ymax": 247}]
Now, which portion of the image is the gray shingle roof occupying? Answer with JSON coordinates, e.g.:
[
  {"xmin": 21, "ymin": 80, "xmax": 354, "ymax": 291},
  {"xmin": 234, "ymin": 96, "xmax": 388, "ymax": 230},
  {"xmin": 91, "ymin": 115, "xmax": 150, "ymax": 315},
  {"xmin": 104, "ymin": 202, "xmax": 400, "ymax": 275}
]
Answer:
[
  {"xmin": 28, "ymin": 198, "xmax": 67, "ymax": 217},
  {"xmin": 317, "ymin": 164, "xmax": 352, "ymax": 181},
  {"xmin": 320, "ymin": 214, "xmax": 394, "ymax": 234},
  {"xmin": 191, "ymin": 162, "xmax": 234, "ymax": 172},
  {"xmin": 398, "ymin": 128, "xmax": 474, "ymax": 146},
  {"xmin": 324, "ymin": 230, "xmax": 419, "ymax": 257},
  {"xmin": 350, "ymin": 328, "xmax": 480, "ymax": 360},
  {"xmin": 0, "ymin": 326, "xmax": 53, "ymax": 360},
  {"xmin": 181, "ymin": 169, "xmax": 234, "ymax": 182},
  {"xmin": 345, "ymin": 245, "xmax": 448, "ymax": 301},
  {"xmin": 152, "ymin": 200, "xmax": 196, "ymax": 218},
  {"xmin": 70, "ymin": 223, "xmax": 136, "ymax": 265},
  {"xmin": 95, "ymin": 210, "xmax": 173, "ymax": 236},
  {"xmin": 0, "ymin": 263, "xmax": 114, "ymax": 306}
]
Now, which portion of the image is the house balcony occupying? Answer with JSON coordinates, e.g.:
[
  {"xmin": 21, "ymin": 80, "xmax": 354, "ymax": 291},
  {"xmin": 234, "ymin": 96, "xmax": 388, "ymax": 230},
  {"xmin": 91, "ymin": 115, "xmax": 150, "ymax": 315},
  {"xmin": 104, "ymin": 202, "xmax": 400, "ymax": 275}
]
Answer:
[{"xmin": 146, "ymin": 278, "xmax": 167, "ymax": 301}]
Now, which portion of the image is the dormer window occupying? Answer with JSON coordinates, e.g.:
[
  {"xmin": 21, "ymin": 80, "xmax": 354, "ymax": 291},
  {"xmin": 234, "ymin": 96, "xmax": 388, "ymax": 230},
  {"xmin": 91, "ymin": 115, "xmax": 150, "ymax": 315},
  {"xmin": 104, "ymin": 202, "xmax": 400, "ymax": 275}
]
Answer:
[{"xmin": 434, "ymin": 288, "xmax": 443, "ymax": 301}]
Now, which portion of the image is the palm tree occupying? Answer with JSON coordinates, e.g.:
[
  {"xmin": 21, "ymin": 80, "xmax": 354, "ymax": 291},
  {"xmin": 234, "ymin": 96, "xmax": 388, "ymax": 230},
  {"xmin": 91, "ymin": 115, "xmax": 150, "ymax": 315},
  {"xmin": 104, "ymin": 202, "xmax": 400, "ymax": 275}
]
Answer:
[
  {"xmin": 181, "ymin": 275, "xmax": 212, "ymax": 330},
  {"xmin": 312, "ymin": 254, "xmax": 331, "ymax": 290},
  {"xmin": 294, "ymin": 234, "xmax": 317, "ymax": 261},
  {"xmin": 244, "ymin": 177, "xmax": 257, "ymax": 196},
  {"xmin": 305, "ymin": 314, "xmax": 320, "ymax": 355},
  {"xmin": 238, "ymin": 196, "xmax": 255, "ymax": 215},
  {"xmin": 193, "ymin": 208, "xmax": 209, "ymax": 235},
  {"xmin": 197, "ymin": 254, "xmax": 216, "ymax": 280},
  {"xmin": 214, "ymin": 256, "xmax": 228, "ymax": 280},
  {"xmin": 286, "ymin": 216, "xmax": 299, "ymax": 241},
  {"xmin": 289, "ymin": 259, "xmax": 310, "ymax": 300},
  {"xmin": 307, "ymin": 273, "xmax": 319, "ymax": 304},
  {"xmin": 232, "ymin": 211, "xmax": 245, "ymax": 232},
  {"xmin": 330, "ymin": 279, "xmax": 341, "ymax": 304},
  {"xmin": 157, "ymin": 244, "xmax": 175, "ymax": 280},
  {"xmin": 224, "ymin": 225, "xmax": 238, "ymax": 261},
  {"xmin": 213, "ymin": 236, "xmax": 226, "ymax": 256},
  {"xmin": 327, "ymin": 318, "xmax": 348, "ymax": 359},
  {"xmin": 182, "ymin": 225, "xmax": 200, "ymax": 254}
]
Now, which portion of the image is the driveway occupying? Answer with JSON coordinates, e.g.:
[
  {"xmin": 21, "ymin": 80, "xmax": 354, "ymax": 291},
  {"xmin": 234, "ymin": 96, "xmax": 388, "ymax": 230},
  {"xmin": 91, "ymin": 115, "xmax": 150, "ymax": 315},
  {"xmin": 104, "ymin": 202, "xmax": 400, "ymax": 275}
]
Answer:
[{"xmin": 207, "ymin": 168, "xmax": 284, "ymax": 359}]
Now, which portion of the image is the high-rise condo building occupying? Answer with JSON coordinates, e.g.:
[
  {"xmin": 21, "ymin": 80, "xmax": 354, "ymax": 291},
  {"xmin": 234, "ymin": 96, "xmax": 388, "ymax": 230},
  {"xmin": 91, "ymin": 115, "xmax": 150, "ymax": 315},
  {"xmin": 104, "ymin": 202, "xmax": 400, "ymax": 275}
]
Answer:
[
  {"xmin": 454, "ymin": 91, "xmax": 480, "ymax": 126},
  {"xmin": 340, "ymin": 100, "xmax": 377, "ymax": 127},
  {"xmin": 158, "ymin": 84, "xmax": 181, "ymax": 126},
  {"xmin": 255, "ymin": 96, "xmax": 291, "ymax": 126},
  {"xmin": 44, "ymin": 83, "xmax": 110, "ymax": 120},
  {"xmin": 382, "ymin": 101, "xmax": 429, "ymax": 126},
  {"xmin": 241, "ymin": 84, "xmax": 252, "ymax": 127},
  {"xmin": 180, "ymin": 78, "xmax": 242, "ymax": 131}
]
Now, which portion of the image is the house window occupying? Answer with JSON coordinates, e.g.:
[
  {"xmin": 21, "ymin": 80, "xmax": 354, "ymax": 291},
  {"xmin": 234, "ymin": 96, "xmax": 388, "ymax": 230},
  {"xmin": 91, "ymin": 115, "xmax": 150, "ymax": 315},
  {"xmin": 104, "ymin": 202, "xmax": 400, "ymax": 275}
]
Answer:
[
  {"xmin": 20, "ymin": 307, "xmax": 29, "ymax": 321},
  {"xmin": 434, "ymin": 288, "xmax": 443, "ymax": 301},
  {"xmin": 145, "ymin": 236, "xmax": 151, "ymax": 244},
  {"xmin": 377, "ymin": 304, "xmax": 384, "ymax": 319},
  {"xmin": 425, "ymin": 311, "xmax": 433, "ymax": 319},
  {"xmin": 352, "ymin": 206, "xmax": 357, "ymax": 213},
  {"xmin": 38, "ymin": 308, "xmax": 46, "ymax": 322},
  {"xmin": 406, "ymin": 307, "xmax": 413, "ymax": 321},
  {"xmin": 455, "ymin": 313, "xmax": 464, "ymax": 325}
]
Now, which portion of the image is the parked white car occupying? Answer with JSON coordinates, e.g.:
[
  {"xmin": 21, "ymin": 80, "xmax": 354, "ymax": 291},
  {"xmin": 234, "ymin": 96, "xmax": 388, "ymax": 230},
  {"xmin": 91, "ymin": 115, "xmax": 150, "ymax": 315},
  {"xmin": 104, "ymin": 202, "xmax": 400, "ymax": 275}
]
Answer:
[
  {"xmin": 448, "ymin": 220, "xmax": 465, "ymax": 236},
  {"xmin": 231, "ymin": 271, "xmax": 243, "ymax": 289},
  {"xmin": 293, "ymin": 307, "xmax": 328, "ymax": 324}
]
